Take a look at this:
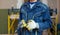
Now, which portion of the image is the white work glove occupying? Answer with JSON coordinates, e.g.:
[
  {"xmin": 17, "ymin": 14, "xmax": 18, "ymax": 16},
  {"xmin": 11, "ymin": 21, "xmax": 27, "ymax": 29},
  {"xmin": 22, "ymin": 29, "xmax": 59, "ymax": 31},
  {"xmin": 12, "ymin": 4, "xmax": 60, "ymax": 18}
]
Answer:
[{"xmin": 26, "ymin": 20, "xmax": 39, "ymax": 31}]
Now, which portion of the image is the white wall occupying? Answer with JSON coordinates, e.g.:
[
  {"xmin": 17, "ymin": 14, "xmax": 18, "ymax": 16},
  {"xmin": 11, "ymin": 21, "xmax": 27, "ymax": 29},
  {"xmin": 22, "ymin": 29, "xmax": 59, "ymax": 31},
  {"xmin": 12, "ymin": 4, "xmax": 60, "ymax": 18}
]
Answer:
[
  {"xmin": 0, "ymin": 0, "xmax": 17, "ymax": 9},
  {"xmin": 0, "ymin": 0, "xmax": 57, "ymax": 9},
  {"xmin": 41, "ymin": 0, "xmax": 48, "ymax": 6},
  {"xmin": 48, "ymin": 0, "xmax": 57, "ymax": 9},
  {"xmin": 57, "ymin": 0, "xmax": 60, "ymax": 23},
  {"xmin": 17, "ymin": 0, "xmax": 24, "ymax": 9}
]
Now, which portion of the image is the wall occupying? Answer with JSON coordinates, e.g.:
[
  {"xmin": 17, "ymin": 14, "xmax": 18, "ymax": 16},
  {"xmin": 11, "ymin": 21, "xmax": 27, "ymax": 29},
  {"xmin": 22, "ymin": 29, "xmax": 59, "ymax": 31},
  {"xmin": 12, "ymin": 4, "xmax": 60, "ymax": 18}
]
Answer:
[
  {"xmin": 0, "ymin": 0, "xmax": 17, "ymax": 9},
  {"xmin": 57, "ymin": 0, "xmax": 60, "ymax": 23},
  {"xmin": 48, "ymin": 0, "xmax": 57, "ymax": 9}
]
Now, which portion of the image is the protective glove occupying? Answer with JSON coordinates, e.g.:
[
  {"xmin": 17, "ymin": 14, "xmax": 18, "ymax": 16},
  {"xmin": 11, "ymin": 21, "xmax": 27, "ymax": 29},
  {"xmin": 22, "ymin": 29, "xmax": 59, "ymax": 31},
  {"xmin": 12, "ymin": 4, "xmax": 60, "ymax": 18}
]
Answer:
[
  {"xmin": 15, "ymin": 20, "xmax": 27, "ymax": 32},
  {"xmin": 21, "ymin": 20, "xmax": 27, "ymax": 28},
  {"xmin": 36, "ymin": 23, "xmax": 39, "ymax": 29},
  {"xmin": 26, "ymin": 20, "xmax": 39, "ymax": 31}
]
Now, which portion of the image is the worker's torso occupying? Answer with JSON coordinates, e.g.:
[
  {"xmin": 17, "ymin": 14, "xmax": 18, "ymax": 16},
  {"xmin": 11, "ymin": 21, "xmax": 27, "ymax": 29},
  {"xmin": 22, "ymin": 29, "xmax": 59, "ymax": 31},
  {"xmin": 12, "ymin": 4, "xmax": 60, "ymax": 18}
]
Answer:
[{"xmin": 20, "ymin": 2, "xmax": 47, "ymax": 22}]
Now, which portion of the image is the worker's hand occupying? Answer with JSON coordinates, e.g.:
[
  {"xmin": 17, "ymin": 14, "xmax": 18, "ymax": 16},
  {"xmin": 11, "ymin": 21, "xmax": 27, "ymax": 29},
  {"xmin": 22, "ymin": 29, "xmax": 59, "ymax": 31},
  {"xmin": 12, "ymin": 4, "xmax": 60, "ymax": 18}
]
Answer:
[
  {"xmin": 21, "ymin": 20, "xmax": 27, "ymax": 27},
  {"xmin": 15, "ymin": 20, "xmax": 27, "ymax": 33},
  {"xmin": 17, "ymin": 20, "xmax": 27, "ymax": 28},
  {"xmin": 26, "ymin": 20, "xmax": 39, "ymax": 31},
  {"xmin": 36, "ymin": 23, "xmax": 39, "ymax": 29}
]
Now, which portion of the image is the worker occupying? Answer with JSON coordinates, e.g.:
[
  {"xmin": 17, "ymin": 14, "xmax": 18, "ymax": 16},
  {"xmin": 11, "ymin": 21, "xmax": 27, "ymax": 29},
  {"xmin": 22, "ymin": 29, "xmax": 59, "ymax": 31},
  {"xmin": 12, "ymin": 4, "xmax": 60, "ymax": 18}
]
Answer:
[{"xmin": 17, "ymin": 0, "xmax": 52, "ymax": 35}]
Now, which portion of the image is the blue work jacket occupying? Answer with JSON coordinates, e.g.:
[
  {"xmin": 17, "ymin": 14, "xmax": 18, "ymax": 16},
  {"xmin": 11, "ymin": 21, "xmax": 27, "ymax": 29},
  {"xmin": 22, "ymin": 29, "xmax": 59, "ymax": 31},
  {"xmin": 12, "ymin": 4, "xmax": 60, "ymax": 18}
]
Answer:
[{"xmin": 19, "ymin": 1, "xmax": 52, "ymax": 31}]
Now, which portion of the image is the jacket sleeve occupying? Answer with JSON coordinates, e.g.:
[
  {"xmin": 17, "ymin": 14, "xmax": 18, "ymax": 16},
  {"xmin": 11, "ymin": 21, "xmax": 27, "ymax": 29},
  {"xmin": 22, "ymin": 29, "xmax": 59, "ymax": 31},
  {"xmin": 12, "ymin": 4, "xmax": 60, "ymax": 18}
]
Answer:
[
  {"xmin": 19, "ymin": 5, "xmax": 27, "ymax": 22},
  {"xmin": 17, "ymin": 5, "xmax": 26, "ymax": 32},
  {"xmin": 19, "ymin": 6, "xmax": 23, "ymax": 21},
  {"xmin": 37, "ymin": 5, "xmax": 52, "ymax": 31}
]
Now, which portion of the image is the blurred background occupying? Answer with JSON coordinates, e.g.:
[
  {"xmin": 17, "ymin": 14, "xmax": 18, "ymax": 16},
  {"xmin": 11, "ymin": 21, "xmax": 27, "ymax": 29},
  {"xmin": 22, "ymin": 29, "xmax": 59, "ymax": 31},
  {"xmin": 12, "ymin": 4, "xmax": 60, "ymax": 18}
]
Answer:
[{"xmin": 0, "ymin": 0, "xmax": 60, "ymax": 35}]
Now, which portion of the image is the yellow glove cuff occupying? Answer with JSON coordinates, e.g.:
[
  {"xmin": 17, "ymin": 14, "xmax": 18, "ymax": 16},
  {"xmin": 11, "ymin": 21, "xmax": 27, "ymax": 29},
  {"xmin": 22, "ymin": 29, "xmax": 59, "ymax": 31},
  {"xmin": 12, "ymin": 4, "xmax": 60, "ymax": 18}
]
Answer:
[{"xmin": 21, "ymin": 20, "xmax": 27, "ymax": 27}]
